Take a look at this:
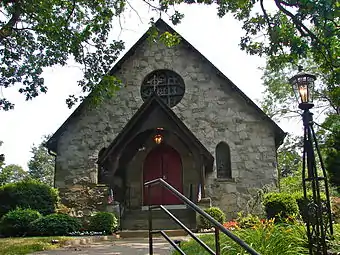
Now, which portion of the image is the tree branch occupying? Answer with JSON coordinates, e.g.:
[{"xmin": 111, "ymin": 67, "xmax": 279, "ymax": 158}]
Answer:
[
  {"xmin": 0, "ymin": 1, "xmax": 21, "ymax": 42},
  {"xmin": 274, "ymin": 0, "xmax": 338, "ymax": 69},
  {"xmin": 66, "ymin": 0, "xmax": 77, "ymax": 24},
  {"xmin": 126, "ymin": 0, "xmax": 143, "ymax": 24}
]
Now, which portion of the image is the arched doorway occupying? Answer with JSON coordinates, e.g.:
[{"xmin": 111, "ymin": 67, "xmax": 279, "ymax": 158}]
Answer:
[{"xmin": 143, "ymin": 145, "xmax": 183, "ymax": 205}]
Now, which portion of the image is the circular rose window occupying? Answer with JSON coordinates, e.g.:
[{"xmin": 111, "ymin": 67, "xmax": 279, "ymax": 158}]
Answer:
[{"xmin": 140, "ymin": 70, "xmax": 185, "ymax": 107}]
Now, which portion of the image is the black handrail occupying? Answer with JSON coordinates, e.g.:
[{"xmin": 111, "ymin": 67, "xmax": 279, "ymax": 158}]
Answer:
[
  {"xmin": 144, "ymin": 178, "xmax": 260, "ymax": 255},
  {"xmin": 153, "ymin": 205, "xmax": 215, "ymax": 255}
]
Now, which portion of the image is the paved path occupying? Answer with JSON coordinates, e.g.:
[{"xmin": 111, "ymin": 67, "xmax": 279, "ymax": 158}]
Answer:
[{"xmin": 31, "ymin": 238, "xmax": 176, "ymax": 255}]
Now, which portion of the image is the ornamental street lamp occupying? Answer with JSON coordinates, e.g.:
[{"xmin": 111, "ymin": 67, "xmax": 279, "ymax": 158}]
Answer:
[{"xmin": 289, "ymin": 66, "xmax": 333, "ymax": 254}]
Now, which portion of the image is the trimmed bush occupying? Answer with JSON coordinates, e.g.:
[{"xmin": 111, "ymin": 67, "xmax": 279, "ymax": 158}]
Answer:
[
  {"xmin": 88, "ymin": 212, "xmax": 118, "ymax": 234},
  {"xmin": 263, "ymin": 192, "xmax": 299, "ymax": 220},
  {"xmin": 0, "ymin": 180, "xmax": 59, "ymax": 217},
  {"xmin": 0, "ymin": 208, "xmax": 41, "ymax": 237},
  {"xmin": 29, "ymin": 213, "xmax": 81, "ymax": 236},
  {"xmin": 198, "ymin": 207, "xmax": 226, "ymax": 230}
]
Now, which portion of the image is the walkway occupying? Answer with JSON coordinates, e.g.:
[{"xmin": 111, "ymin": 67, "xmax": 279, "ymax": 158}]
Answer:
[{"xmin": 31, "ymin": 238, "xmax": 175, "ymax": 255}]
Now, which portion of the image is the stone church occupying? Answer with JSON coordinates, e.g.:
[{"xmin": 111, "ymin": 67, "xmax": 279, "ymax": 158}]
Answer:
[{"xmin": 46, "ymin": 19, "xmax": 285, "ymax": 229}]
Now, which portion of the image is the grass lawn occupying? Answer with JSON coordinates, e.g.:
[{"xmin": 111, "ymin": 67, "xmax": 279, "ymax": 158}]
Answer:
[
  {"xmin": 173, "ymin": 223, "xmax": 340, "ymax": 255},
  {"xmin": 0, "ymin": 236, "xmax": 73, "ymax": 255}
]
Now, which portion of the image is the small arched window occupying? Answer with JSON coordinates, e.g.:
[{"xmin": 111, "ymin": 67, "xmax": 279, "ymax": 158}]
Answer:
[
  {"xmin": 98, "ymin": 148, "xmax": 107, "ymax": 184},
  {"xmin": 216, "ymin": 142, "xmax": 232, "ymax": 179}
]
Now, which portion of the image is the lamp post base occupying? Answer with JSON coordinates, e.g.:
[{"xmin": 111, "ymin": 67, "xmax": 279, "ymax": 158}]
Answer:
[{"xmin": 299, "ymin": 103, "xmax": 314, "ymax": 110}]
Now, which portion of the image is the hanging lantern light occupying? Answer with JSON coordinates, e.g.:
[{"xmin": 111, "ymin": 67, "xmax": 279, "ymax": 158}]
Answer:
[
  {"xmin": 153, "ymin": 127, "xmax": 164, "ymax": 144},
  {"xmin": 153, "ymin": 134, "xmax": 163, "ymax": 144},
  {"xmin": 289, "ymin": 66, "xmax": 316, "ymax": 110}
]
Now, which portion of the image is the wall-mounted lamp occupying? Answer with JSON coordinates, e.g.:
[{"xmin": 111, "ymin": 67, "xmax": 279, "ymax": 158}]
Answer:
[{"xmin": 153, "ymin": 134, "xmax": 163, "ymax": 144}]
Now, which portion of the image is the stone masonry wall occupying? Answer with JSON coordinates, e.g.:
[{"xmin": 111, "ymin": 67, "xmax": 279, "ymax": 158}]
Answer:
[{"xmin": 55, "ymin": 36, "xmax": 279, "ymax": 218}]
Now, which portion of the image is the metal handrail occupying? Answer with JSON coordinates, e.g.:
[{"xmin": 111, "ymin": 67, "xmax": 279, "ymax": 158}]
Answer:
[
  {"xmin": 144, "ymin": 178, "xmax": 260, "ymax": 255},
  {"xmin": 153, "ymin": 205, "xmax": 215, "ymax": 255}
]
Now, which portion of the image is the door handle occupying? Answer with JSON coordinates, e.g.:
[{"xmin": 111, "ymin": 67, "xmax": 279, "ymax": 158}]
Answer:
[{"xmin": 163, "ymin": 175, "xmax": 167, "ymax": 180}]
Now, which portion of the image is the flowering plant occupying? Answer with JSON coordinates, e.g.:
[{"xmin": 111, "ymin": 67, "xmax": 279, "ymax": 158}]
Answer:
[{"xmin": 223, "ymin": 220, "xmax": 240, "ymax": 230}]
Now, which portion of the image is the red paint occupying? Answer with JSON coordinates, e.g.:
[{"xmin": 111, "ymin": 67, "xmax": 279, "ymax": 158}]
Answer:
[{"xmin": 143, "ymin": 145, "xmax": 183, "ymax": 205}]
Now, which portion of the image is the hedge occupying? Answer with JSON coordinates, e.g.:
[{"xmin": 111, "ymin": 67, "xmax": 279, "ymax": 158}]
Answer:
[
  {"xmin": 0, "ymin": 180, "xmax": 59, "ymax": 217},
  {"xmin": 263, "ymin": 192, "xmax": 299, "ymax": 220},
  {"xmin": 29, "ymin": 213, "xmax": 81, "ymax": 236}
]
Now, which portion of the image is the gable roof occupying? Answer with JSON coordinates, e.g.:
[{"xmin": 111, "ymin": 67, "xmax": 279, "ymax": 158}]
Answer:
[
  {"xmin": 45, "ymin": 18, "xmax": 286, "ymax": 153},
  {"xmin": 97, "ymin": 93, "xmax": 214, "ymax": 171}
]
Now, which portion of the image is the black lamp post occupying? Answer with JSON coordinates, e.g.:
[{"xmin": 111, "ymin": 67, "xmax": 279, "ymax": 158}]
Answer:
[{"xmin": 289, "ymin": 67, "xmax": 333, "ymax": 254}]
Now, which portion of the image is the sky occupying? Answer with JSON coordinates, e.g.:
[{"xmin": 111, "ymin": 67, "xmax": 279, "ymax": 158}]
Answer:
[{"xmin": 0, "ymin": 2, "xmax": 302, "ymax": 170}]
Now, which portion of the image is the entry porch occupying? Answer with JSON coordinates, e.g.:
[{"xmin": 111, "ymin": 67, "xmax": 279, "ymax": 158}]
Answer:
[{"xmin": 97, "ymin": 95, "xmax": 214, "ymax": 229}]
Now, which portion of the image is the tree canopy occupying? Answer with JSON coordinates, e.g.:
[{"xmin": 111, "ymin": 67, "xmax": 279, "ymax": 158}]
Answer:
[
  {"xmin": 0, "ymin": 164, "xmax": 27, "ymax": 186},
  {"xmin": 0, "ymin": 0, "xmax": 338, "ymax": 110},
  {"xmin": 28, "ymin": 135, "xmax": 55, "ymax": 186}
]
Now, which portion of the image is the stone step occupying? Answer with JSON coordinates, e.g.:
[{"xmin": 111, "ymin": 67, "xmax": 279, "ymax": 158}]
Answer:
[
  {"xmin": 124, "ymin": 208, "xmax": 190, "ymax": 220},
  {"xmin": 121, "ymin": 209, "xmax": 196, "ymax": 230},
  {"xmin": 118, "ymin": 229, "xmax": 189, "ymax": 238}
]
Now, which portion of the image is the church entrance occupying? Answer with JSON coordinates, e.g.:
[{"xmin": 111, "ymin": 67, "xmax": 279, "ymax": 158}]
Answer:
[{"xmin": 143, "ymin": 145, "xmax": 183, "ymax": 205}]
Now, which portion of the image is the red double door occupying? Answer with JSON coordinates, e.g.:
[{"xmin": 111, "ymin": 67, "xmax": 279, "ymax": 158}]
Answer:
[{"xmin": 143, "ymin": 145, "xmax": 183, "ymax": 205}]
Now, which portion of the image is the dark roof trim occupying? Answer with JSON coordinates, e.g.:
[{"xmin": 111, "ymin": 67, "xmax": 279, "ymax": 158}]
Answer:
[
  {"xmin": 45, "ymin": 18, "xmax": 285, "ymax": 153},
  {"xmin": 98, "ymin": 93, "xmax": 214, "ymax": 167}
]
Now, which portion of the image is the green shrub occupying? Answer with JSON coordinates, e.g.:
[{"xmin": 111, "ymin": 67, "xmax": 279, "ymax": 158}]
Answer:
[
  {"xmin": 88, "ymin": 212, "xmax": 118, "ymax": 234},
  {"xmin": 29, "ymin": 214, "xmax": 81, "ymax": 236},
  {"xmin": 0, "ymin": 208, "xmax": 41, "ymax": 237},
  {"xmin": 293, "ymin": 192, "xmax": 328, "ymax": 223},
  {"xmin": 263, "ymin": 192, "xmax": 299, "ymax": 220},
  {"xmin": 0, "ymin": 180, "xmax": 59, "ymax": 217},
  {"xmin": 198, "ymin": 207, "xmax": 226, "ymax": 230}
]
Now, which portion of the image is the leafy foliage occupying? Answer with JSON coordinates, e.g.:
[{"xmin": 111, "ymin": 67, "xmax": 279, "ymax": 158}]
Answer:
[
  {"xmin": 0, "ymin": 179, "xmax": 59, "ymax": 217},
  {"xmin": 198, "ymin": 207, "xmax": 226, "ymax": 230},
  {"xmin": 235, "ymin": 212, "xmax": 261, "ymax": 229},
  {"xmin": 28, "ymin": 135, "xmax": 54, "ymax": 186},
  {"xmin": 293, "ymin": 192, "xmax": 327, "ymax": 224},
  {"xmin": 174, "ymin": 222, "xmax": 309, "ymax": 255},
  {"xmin": 0, "ymin": 164, "xmax": 28, "ymax": 186},
  {"xmin": 88, "ymin": 212, "xmax": 118, "ymax": 234},
  {"xmin": 263, "ymin": 192, "xmax": 299, "ymax": 221},
  {"xmin": 1, "ymin": 0, "xmax": 338, "ymax": 110},
  {"xmin": 277, "ymin": 134, "xmax": 302, "ymax": 178},
  {"xmin": 0, "ymin": 208, "xmax": 41, "ymax": 237},
  {"xmin": 324, "ymin": 129, "xmax": 340, "ymax": 193},
  {"xmin": 29, "ymin": 213, "xmax": 81, "ymax": 236},
  {"xmin": 0, "ymin": 0, "xmax": 127, "ymax": 110},
  {"xmin": 0, "ymin": 0, "xmax": 184, "ymax": 110},
  {"xmin": 280, "ymin": 175, "xmax": 303, "ymax": 194}
]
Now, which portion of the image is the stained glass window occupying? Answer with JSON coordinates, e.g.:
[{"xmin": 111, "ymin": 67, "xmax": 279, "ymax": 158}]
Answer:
[
  {"xmin": 216, "ymin": 142, "xmax": 232, "ymax": 179},
  {"xmin": 98, "ymin": 148, "xmax": 108, "ymax": 184},
  {"xmin": 141, "ymin": 70, "xmax": 185, "ymax": 107}
]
